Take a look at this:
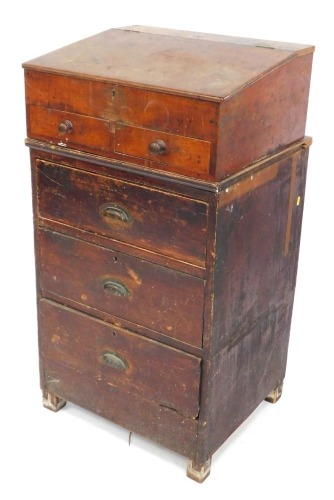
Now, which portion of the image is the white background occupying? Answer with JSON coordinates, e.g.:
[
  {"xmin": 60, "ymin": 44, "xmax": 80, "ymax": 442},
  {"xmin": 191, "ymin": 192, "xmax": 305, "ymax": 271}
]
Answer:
[{"xmin": 1, "ymin": 1, "xmax": 333, "ymax": 498}]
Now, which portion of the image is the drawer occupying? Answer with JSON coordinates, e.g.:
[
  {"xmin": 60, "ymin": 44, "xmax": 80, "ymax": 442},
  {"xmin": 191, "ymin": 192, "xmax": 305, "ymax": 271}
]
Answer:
[
  {"xmin": 44, "ymin": 358, "xmax": 198, "ymax": 457},
  {"xmin": 27, "ymin": 105, "xmax": 110, "ymax": 152},
  {"xmin": 38, "ymin": 229, "xmax": 205, "ymax": 347},
  {"xmin": 25, "ymin": 71, "xmax": 219, "ymax": 178},
  {"xmin": 36, "ymin": 159, "xmax": 208, "ymax": 267},
  {"xmin": 40, "ymin": 299, "xmax": 201, "ymax": 419},
  {"xmin": 115, "ymin": 123, "xmax": 211, "ymax": 174}
]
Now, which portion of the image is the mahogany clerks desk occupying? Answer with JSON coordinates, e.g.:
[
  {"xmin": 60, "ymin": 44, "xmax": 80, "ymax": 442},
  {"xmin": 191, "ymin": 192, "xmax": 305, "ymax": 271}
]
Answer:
[{"xmin": 23, "ymin": 26, "xmax": 313, "ymax": 482}]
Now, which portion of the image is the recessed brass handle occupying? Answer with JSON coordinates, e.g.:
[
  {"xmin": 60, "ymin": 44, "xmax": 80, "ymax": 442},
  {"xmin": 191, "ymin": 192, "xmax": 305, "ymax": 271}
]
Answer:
[
  {"xmin": 101, "ymin": 351, "xmax": 128, "ymax": 370},
  {"xmin": 58, "ymin": 120, "xmax": 73, "ymax": 134},
  {"xmin": 99, "ymin": 203, "xmax": 132, "ymax": 223},
  {"xmin": 102, "ymin": 279, "xmax": 130, "ymax": 298},
  {"xmin": 149, "ymin": 139, "xmax": 167, "ymax": 155}
]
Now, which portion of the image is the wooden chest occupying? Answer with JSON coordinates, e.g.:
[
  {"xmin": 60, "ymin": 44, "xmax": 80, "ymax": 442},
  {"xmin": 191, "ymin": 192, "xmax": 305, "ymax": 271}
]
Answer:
[{"xmin": 23, "ymin": 26, "xmax": 313, "ymax": 482}]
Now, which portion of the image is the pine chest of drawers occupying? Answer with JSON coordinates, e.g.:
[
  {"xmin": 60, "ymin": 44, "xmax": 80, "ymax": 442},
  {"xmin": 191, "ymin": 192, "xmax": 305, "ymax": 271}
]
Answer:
[{"xmin": 23, "ymin": 26, "xmax": 313, "ymax": 482}]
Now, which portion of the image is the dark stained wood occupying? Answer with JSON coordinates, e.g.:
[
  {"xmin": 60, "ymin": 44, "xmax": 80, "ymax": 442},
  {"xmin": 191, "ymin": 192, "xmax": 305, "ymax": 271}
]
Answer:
[
  {"xmin": 24, "ymin": 26, "xmax": 313, "ymax": 482},
  {"xmin": 23, "ymin": 26, "xmax": 313, "ymax": 180},
  {"xmin": 204, "ymin": 302, "xmax": 293, "ymax": 458},
  {"xmin": 39, "ymin": 299, "xmax": 201, "ymax": 418},
  {"xmin": 28, "ymin": 136, "xmax": 311, "ymax": 196},
  {"xmin": 38, "ymin": 229, "xmax": 205, "ymax": 348},
  {"xmin": 115, "ymin": 123, "xmax": 211, "ymax": 174},
  {"xmin": 210, "ymin": 148, "xmax": 309, "ymax": 355},
  {"xmin": 35, "ymin": 159, "xmax": 209, "ymax": 267},
  {"xmin": 43, "ymin": 358, "xmax": 198, "ymax": 458},
  {"xmin": 192, "ymin": 144, "xmax": 309, "ymax": 467}
]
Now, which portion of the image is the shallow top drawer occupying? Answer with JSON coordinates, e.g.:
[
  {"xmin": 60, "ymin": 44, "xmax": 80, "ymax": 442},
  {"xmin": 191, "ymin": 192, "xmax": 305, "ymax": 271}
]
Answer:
[
  {"xmin": 27, "ymin": 105, "xmax": 110, "ymax": 153},
  {"xmin": 36, "ymin": 160, "xmax": 208, "ymax": 268},
  {"xmin": 115, "ymin": 123, "xmax": 211, "ymax": 174},
  {"xmin": 25, "ymin": 71, "xmax": 218, "ymax": 178}
]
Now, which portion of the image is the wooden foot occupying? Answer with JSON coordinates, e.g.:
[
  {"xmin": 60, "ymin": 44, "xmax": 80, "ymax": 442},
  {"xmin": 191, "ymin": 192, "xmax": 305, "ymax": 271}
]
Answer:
[
  {"xmin": 43, "ymin": 392, "xmax": 66, "ymax": 412},
  {"xmin": 265, "ymin": 383, "xmax": 283, "ymax": 404},
  {"xmin": 187, "ymin": 457, "xmax": 211, "ymax": 483}
]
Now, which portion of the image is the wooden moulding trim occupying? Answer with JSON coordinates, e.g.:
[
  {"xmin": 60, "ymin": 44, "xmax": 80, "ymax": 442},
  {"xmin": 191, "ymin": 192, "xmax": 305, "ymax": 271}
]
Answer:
[
  {"xmin": 25, "ymin": 137, "xmax": 312, "ymax": 193},
  {"xmin": 218, "ymin": 137, "xmax": 312, "ymax": 192},
  {"xmin": 26, "ymin": 138, "xmax": 219, "ymax": 191}
]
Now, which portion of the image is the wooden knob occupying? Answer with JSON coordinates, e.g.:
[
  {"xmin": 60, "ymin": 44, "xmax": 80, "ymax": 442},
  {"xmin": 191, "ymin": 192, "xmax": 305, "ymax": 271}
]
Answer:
[
  {"xmin": 149, "ymin": 139, "xmax": 167, "ymax": 155},
  {"xmin": 58, "ymin": 120, "xmax": 73, "ymax": 134}
]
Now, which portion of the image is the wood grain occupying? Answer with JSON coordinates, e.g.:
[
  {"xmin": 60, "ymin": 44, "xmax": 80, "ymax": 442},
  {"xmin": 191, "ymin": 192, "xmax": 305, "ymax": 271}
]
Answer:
[
  {"xmin": 24, "ymin": 27, "xmax": 313, "ymax": 180},
  {"xmin": 40, "ymin": 299, "xmax": 201, "ymax": 418},
  {"xmin": 38, "ymin": 229, "xmax": 205, "ymax": 347},
  {"xmin": 115, "ymin": 123, "xmax": 211, "ymax": 174},
  {"xmin": 27, "ymin": 105, "xmax": 110, "ymax": 152},
  {"xmin": 43, "ymin": 357, "xmax": 198, "ymax": 458},
  {"xmin": 36, "ymin": 159, "xmax": 209, "ymax": 267}
]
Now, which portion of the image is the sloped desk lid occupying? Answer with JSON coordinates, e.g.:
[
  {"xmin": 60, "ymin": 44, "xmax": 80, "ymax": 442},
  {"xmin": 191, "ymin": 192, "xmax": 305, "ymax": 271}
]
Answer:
[{"xmin": 23, "ymin": 25, "xmax": 314, "ymax": 100}]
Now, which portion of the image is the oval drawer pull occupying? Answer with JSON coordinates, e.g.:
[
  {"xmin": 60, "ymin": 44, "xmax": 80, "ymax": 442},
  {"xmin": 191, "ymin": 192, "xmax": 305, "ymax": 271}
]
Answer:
[
  {"xmin": 99, "ymin": 203, "xmax": 132, "ymax": 223},
  {"xmin": 101, "ymin": 351, "xmax": 128, "ymax": 370},
  {"xmin": 149, "ymin": 139, "xmax": 167, "ymax": 155},
  {"xmin": 102, "ymin": 279, "xmax": 130, "ymax": 297},
  {"xmin": 58, "ymin": 120, "xmax": 73, "ymax": 134}
]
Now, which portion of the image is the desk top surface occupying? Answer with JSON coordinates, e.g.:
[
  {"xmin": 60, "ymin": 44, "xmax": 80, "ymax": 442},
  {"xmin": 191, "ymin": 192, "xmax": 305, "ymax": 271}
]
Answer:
[{"xmin": 23, "ymin": 25, "xmax": 314, "ymax": 100}]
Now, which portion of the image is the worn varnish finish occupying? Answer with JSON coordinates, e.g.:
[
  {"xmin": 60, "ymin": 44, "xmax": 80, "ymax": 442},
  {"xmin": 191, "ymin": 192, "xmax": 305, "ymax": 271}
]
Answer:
[
  {"xmin": 36, "ymin": 159, "xmax": 208, "ymax": 267},
  {"xmin": 24, "ymin": 26, "xmax": 313, "ymax": 482},
  {"xmin": 44, "ymin": 357, "xmax": 199, "ymax": 457},
  {"xmin": 40, "ymin": 299, "xmax": 201, "ymax": 418},
  {"xmin": 38, "ymin": 229, "xmax": 205, "ymax": 347},
  {"xmin": 24, "ymin": 26, "xmax": 313, "ymax": 180},
  {"xmin": 211, "ymin": 148, "xmax": 310, "ymax": 354}
]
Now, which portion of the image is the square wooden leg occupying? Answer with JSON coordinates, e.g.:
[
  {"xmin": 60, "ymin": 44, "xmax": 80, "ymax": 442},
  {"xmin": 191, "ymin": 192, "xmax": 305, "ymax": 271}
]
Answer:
[
  {"xmin": 186, "ymin": 457, "xmax": 211, "ymax": 483},
  {"xmin": 43, "ymin": 391, "xmax": 66, "ymax": 412},
  {"xmin": 265, "ymin": 383, "xmax": 283, "ymax": 404}
]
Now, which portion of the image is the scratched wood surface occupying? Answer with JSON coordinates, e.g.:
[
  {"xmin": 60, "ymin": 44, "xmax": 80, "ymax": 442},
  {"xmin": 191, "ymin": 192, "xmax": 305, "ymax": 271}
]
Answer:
[
  {"xmin": 193, "ymin": 145, "xmax": 309, "ymax": 466},
  {"xmin": 36, "ymin": 158, "xmax": 209, "ymax": 268},
  {"xmin": 30, "ymin": 138, "xmax": 311, "ymax": 472},
  {"xmin": 38, "ymin": 228, "xmax": 205, "ymax": 347},
  {"xmin": 23, "ymin": 26, "xmax": 313, "ymax": 97},
  {"xmin": 24, "ymin": 26, "xmax": 313, "ymax": 481},
  {"xmin": 211, "ymin": 148, "xmax": 309, "ymax": 354},
  {"xmin": 43, "ymin": 357, "xmax": 199, "ymax": 458},
  {"xmin": 40, "ymin": 299, "xmax": 201, "ymax": 418}
]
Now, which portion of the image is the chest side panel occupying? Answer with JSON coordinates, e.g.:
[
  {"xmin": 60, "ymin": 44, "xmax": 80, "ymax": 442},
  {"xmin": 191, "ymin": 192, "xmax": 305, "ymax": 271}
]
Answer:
[
  {"xmin": 216, "ymin": 53, "xmax": 313, "ymax": 179},
  {"xmin": 212, "ymin": 147, "xmax": 309, "ymax": 352}
]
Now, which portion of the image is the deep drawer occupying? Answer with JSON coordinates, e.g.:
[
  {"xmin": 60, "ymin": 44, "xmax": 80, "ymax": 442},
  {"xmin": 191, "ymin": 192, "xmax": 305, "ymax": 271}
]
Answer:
[
  {"xmin": 40, "ymin": 299, "xmax": 201, "ymax": 419},
  {"xmin": 36, "ymin": 159, "xmax": 208, "ymax": 267},
  {"xmin": 38, "ymin": 229, "xmax": 205, "ymax": 347}
]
